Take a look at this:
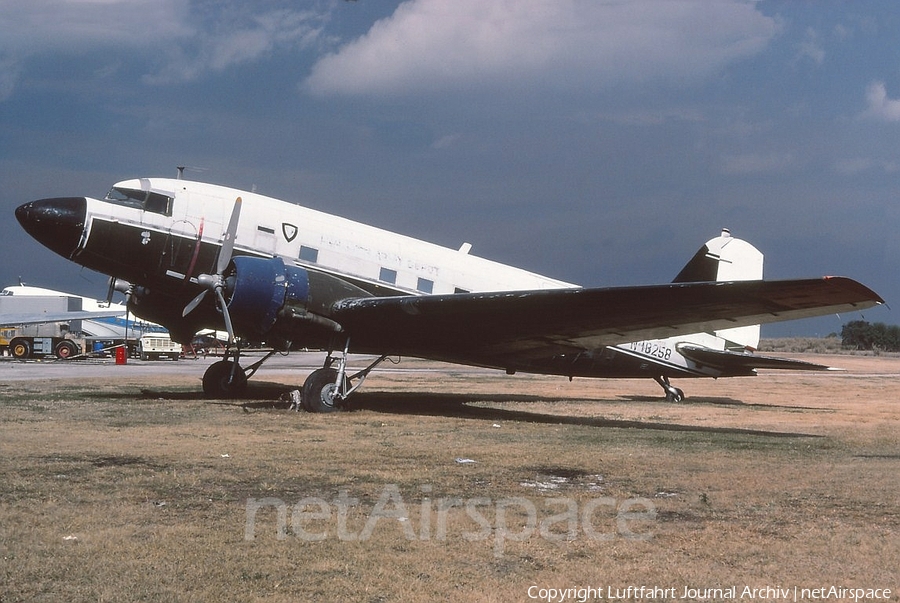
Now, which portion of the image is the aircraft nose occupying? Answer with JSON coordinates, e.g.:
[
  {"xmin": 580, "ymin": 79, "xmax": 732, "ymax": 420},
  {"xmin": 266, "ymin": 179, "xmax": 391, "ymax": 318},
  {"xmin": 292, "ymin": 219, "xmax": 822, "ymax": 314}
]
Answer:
[{"xmin": 15, "ymin": 197, "xmax": 87, "ymax": 259}]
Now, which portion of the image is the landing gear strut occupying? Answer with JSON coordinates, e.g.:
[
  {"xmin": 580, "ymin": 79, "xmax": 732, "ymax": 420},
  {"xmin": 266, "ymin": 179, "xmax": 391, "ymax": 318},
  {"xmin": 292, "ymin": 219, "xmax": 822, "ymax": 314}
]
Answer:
[
  {"xmin": 198, "ymin": 334, "xmax": 386, "ymax": 411},
  {"xmin": 654, "ymin": 375, "xmax": 685, "ymax": 402},
  {"xmin": 295, "ymin": 339, "xmax": 387, "ymax": 413}
]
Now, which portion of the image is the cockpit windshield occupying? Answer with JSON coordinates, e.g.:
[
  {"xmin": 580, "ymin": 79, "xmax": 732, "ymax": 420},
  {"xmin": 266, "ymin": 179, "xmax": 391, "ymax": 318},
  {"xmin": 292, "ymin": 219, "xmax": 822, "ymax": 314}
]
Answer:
[{"xmin": 105, "ymin": 187, "xmax": 173, "ymax": 216}]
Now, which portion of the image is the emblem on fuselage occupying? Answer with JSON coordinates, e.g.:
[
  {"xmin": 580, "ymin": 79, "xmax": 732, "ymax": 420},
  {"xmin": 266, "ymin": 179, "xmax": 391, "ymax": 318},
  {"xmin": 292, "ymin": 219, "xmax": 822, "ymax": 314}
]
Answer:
[{"xmin": 282, "ymin": 223, "xmax": 298, "ymax": 243}]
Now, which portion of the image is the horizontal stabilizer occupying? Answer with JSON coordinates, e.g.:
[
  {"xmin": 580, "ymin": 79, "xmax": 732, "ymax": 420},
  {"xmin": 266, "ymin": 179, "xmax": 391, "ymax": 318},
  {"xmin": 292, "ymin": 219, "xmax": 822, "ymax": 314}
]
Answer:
[{"xmin": 678, "ymin": 344, "xmax": 834, "ymax": 373}]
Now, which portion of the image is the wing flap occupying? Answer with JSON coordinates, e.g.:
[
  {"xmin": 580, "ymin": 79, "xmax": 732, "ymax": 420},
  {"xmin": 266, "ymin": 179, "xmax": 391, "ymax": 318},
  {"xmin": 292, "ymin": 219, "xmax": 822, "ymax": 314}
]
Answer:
[
  {"xmin": 677, "ymin": 344, "xmax": 833, "ymax": 373},
  {"xmin": 330, "ymin": 277, "xmax": 882, "ymax": 363}
]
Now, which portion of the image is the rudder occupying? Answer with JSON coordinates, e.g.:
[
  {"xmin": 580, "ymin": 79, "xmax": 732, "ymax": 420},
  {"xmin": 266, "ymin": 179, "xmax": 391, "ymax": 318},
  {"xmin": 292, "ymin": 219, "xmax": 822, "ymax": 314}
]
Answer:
[{"xmin": 673, "ymin": 229, "xmax": 763, "ymax": 350}]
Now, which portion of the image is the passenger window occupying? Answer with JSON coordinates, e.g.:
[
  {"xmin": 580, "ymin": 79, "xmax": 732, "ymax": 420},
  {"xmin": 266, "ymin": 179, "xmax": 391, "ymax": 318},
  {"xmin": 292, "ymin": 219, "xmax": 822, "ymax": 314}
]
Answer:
[
  {"xmin": 299, "ymin": 246, "xmax": 319, "ymax": 263},
  {"xmin": 379, "ymin": 268, "xmax": 397, "ymax": 284},
  {"xmin": 417, "ymin": 278, "xmax": 434, "ymax": 294}
]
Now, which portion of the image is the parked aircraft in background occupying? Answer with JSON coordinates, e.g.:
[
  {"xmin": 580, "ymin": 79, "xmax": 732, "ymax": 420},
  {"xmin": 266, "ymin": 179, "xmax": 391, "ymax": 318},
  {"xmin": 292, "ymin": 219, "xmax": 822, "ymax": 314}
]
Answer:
[
  {"xmin": 15, "ymin": 176, "xmax": 882, "ymax": 410},
  {"xmin": 0, "ymin": 283, "xmax": 127, "ymax": 329},
  {"xmin": 0, "ymin": 282, "xmax": 172, "ymax": 338}
]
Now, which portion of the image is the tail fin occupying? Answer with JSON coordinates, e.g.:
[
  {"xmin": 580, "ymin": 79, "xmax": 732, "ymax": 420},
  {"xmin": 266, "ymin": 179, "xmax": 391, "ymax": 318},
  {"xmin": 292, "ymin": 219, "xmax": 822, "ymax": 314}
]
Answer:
[{"xmin": 673, "ymin": 229, "xmax": 764, "ymax": 350}]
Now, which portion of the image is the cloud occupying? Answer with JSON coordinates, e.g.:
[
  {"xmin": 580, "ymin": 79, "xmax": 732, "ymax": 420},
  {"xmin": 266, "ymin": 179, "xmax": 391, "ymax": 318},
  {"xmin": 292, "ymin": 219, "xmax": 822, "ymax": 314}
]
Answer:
[
  {"xmin": 793, "ymin": 27, "xmax": 825, "ymax": 66},
  {"xmin": 0, "ymin": 57, "xmax": 21, "ymax": 102},
  {"xmin": 834, "ymin": 157, "xmax": 900, "ymax": 176},
  {"xmin": 303, "ymin": 0, "xmax": 778, "ymax": 97},
  {"xmin": 863, "ymin": 81, "xmax": 900, "ymax": 122},
  {"xmin": 0, "ymin": 0, "xmax": 192, "ymax": 54},
  {"xmin": 720, "ymin": 151, "xmax": 796, "ymax": 175},
  {"xmin": 144, "ymin": 8, "xmax": 325, "ymax": 84},
  {"xmin": 0, "ymin": 0, "xmax": 326, "ymax": 96}
]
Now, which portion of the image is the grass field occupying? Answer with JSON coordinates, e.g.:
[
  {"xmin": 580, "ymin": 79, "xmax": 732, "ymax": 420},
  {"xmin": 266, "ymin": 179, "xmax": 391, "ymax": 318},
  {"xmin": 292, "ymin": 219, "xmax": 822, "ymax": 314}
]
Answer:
[{"xmin": 1, "ymin": 353, "xmax": 898, "ymax": 602}]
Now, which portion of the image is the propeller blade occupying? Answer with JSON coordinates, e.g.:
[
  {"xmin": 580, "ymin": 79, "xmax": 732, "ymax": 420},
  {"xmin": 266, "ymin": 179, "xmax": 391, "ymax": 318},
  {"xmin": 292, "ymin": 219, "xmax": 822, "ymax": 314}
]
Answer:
[
  {"xmin": 217, "ymin": 197, "xmax": 242, "ymax": 275},
  {"xmin": 181, "ymin": 197, "xmax": 241, "ymax": 323},
  {"xmin": 106, "ymin": 277, "xmax": 116, "ymax": 305},
  {"xmin": 214, "ymin": 288, "xmax": 235, "ymax": 344},
  {"xmin": 183, "ymin": 290, "xmax": 208, "ymax": 317}
]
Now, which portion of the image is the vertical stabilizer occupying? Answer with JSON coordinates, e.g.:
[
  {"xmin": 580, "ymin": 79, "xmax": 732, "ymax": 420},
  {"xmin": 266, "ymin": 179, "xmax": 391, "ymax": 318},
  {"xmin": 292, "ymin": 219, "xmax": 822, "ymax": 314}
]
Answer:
[{"xmin": 673, "ymin": 229, "xmax": 763, "ymax": 350}]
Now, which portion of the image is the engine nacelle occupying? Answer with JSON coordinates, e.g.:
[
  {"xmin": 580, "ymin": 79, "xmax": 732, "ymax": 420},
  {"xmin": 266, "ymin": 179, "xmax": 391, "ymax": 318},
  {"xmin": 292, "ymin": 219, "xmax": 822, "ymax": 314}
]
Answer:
[
  {"xmin": 224, "ymin": 256, "xmax": 372, "ymax": 347},
  {"xmin": 227, "ymin": 256, "xmax": 309, "ymax": 339}
]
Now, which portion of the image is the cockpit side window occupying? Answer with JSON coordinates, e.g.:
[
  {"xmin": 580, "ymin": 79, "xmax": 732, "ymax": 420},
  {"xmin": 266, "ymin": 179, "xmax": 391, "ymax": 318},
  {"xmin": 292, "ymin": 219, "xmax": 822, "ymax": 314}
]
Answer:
[{"xmin": 105, "ymin": 187, "xmax": 173, "ymax": 216}]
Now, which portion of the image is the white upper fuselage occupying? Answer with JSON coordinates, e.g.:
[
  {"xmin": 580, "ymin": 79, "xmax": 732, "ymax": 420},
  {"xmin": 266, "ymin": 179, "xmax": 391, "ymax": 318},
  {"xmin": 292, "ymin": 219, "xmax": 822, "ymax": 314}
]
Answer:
[{"xmin": 95, "ymin": 178, "xmax": 578, "ymax": 296}]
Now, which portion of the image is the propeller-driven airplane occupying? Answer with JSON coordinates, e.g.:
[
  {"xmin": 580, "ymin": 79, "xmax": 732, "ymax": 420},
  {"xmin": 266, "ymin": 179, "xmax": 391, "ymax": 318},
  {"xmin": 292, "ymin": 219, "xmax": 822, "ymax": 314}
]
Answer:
[
  {"xmin": 1, "ymin": 283, "xmax": 127, "ymax": 329},
  {"xmin": 0, "ymin": 283, "xmax": 167, "ymax": 339},
  {"xmin": 15, "ymin": 176, "xmax": 883, "ymax": 411}
]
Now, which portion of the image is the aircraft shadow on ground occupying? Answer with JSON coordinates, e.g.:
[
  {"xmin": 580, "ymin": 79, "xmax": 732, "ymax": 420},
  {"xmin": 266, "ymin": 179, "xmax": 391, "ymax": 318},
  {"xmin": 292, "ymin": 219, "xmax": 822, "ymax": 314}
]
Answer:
[
  {"xmin": 619, "ymin": 394, "xmax": 829, "ymax": 412},
  {"xmin": 137, "ymin": 381, "xmax": 294, "ymax": 403},
  {"xmin": 133, "ymin": 383, "xmax": 820, "ymax": 438},
  {"xmin": 351, "ymin": 391, "xmax": 820, "ymax": 439}
]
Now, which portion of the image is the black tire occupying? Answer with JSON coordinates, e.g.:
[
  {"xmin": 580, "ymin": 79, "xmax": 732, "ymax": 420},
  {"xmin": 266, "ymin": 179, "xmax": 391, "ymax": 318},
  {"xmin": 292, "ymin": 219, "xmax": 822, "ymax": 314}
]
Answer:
[
  {"xmin": 301, "ymin": 368, "xmax": 349, "ymax": 413},
  {"xmin": 202, "ymin": 360, "xmax": 247, "ymax": 398},
  {"xmin": 55, "ymin": 340, "xmax": 78, "ymax": 359},
  {"xmin": 10, "ymin": 338, "xmax": 31, "ymax": 359}
]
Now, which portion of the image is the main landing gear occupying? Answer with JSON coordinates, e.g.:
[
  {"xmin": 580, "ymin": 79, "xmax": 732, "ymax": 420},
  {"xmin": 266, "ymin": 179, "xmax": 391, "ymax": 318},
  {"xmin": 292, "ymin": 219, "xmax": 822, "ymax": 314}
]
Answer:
[
  {"xmin": 295, "ymin": 340, "xmax": 387, "ymax": 413},
  {"xmin": 200, "ymin": 338, "xmax": 387, "ymax": 413},
  {"xmin": 654, "ymin": 375, "xmax": 685, "ymax": 402}
]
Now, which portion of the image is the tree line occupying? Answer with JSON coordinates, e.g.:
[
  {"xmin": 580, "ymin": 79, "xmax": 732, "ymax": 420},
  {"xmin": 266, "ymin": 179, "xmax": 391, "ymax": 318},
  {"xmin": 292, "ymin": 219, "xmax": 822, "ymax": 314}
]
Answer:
[{"xmin": 841, "ymin": 320, "xmax": 900, "ymax": 352}]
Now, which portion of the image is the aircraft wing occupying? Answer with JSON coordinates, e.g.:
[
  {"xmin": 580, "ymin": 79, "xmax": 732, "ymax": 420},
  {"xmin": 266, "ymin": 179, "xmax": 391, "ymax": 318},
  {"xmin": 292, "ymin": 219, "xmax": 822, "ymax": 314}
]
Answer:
[
  {"xmin": 330, "ymin": 277, "xmax": 882, "ymax": 367},
  {"xmin": 0, "ymin": 309, "xmax": 126, "ymax": 329},
  {"xmin": 677, "ymin": 344, "xmax": 833, "ymax": 373}
]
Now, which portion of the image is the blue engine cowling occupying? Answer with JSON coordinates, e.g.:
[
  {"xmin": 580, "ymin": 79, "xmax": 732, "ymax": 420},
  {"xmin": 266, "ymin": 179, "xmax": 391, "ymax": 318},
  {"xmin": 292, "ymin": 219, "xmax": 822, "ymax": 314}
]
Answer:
[{"xmin": 226, "ymin": 256, "xmax": 309, "ymax": 338}]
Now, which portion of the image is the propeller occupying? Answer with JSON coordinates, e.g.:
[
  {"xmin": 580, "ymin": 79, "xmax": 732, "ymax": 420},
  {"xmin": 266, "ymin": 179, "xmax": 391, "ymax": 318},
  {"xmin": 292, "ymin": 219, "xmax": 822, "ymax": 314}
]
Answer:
[
  {"xmin": 182, "ymin": 197, "xmax": 242, "ymax": 344},
  {"xmin": 106, "ymin": 277, "xmax": 135, "ymax": 354}
]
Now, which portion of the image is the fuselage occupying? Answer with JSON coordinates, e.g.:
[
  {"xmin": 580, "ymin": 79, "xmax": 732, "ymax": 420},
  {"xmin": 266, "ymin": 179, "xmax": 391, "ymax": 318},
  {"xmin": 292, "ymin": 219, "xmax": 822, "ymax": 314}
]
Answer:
[{"xmin": 95, "ymin": 178, "xmax": 577, "ymax": 295}]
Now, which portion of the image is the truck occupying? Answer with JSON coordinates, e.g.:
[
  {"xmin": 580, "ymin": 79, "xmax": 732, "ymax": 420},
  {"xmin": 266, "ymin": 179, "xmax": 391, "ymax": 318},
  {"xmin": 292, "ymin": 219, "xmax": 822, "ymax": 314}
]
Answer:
[
  {"xmin": 2, "ymin": 323, "xmax": 82, "ymax": 359},
  {"xmin": 1, "ymin": 284, "xmax": 134, "ymax": 360},
  {"xmin": 138, "ymin": 333, "xmax": 181, "ymax": 361}
]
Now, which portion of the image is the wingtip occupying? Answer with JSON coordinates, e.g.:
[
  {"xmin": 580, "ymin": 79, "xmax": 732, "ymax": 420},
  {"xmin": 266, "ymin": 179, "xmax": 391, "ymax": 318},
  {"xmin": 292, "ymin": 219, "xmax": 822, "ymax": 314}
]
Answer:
[{"xmin": 823, "ymin": 276, "xmax": 885, "ymax": 306}]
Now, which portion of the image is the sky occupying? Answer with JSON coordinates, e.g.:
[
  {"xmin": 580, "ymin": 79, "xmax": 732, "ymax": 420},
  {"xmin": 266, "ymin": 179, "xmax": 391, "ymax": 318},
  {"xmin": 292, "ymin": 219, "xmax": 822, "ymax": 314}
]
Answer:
[{"xmin": 1, "ymin": 0, "xmax": 896, "ymax": 337}]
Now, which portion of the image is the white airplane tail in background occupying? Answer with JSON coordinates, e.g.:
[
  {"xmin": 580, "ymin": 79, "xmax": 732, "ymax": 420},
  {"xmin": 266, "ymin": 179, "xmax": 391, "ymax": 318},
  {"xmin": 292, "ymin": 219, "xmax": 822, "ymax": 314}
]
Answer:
[{"xmin": 672, "ymin": 229, "xmax": 764, "ymax": 351}]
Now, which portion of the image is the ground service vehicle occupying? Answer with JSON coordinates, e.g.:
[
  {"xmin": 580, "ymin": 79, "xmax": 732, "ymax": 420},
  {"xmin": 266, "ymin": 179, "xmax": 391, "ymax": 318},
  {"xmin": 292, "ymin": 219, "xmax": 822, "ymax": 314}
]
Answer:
[
  {"xmin": 2, "ymin": 324, "xmax": 81, "ymax": 359},
  {"xmin": 138, "ymin": 333, "xmax": 181, "ymax": 361}
]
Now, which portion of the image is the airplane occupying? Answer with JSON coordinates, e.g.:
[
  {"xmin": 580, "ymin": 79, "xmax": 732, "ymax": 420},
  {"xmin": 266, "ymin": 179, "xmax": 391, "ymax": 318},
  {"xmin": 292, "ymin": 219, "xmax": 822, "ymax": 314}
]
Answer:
[
  {"xmin": 15, "ymin": 176, "xmax": 883, "ymax": 411},
  {"xmin": 0, "ymin": 283, "xmax": 127, "ymax": 329}
]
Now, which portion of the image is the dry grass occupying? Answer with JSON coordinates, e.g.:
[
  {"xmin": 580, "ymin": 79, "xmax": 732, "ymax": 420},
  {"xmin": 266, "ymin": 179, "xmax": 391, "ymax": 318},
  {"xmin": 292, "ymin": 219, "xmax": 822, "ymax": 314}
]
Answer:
[{"xmin": 1, "ymin": 354, "xmax": 898, "ymax": 602}]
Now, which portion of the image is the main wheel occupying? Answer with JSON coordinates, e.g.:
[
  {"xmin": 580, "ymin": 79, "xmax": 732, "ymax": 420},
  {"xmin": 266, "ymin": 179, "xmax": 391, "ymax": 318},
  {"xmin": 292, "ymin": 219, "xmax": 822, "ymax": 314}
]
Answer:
[
  {"xmin": 301, "ymin": 368, "xmax": 350, "ymax": 413},
  {"xmin": 665, "ymin": 387, "xmax": 685, "ymax": 403},
  {"xmin": 10, "ymin": 338, "xmax": 31, "ymax": 359},
  {"xmin": 202, "ymin": 360, "xmax": 248, "ymax": 398},
  {"xmin": 55, "ymin": 340, "xmax": 78, "ymax": 359}
]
